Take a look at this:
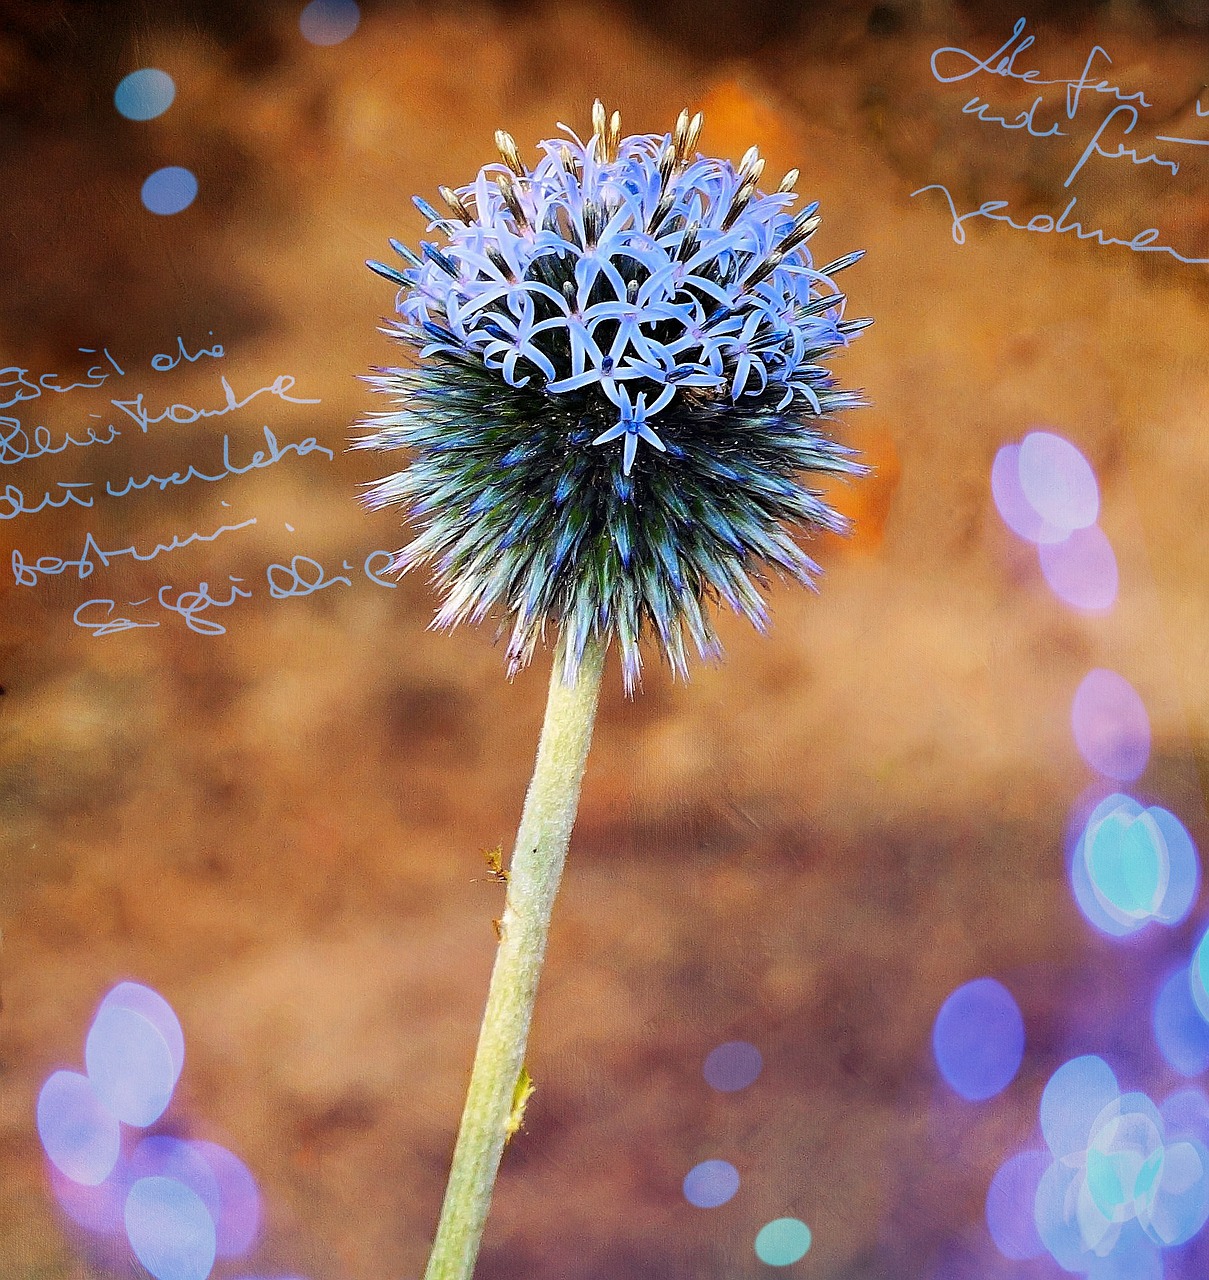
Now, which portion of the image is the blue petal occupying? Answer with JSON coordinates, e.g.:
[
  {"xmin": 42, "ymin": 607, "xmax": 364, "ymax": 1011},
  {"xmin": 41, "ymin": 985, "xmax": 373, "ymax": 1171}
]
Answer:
[
  {"xmin": 592, "ymin": 423, "xmax": 626, "ymax": 445},
  {"xmin": 637, "ymin": 421, "xmax": 666, "ymax": 451},
  {"xmin": 622, "ymin": 430, "xmax": 638, "ymax": 475}
]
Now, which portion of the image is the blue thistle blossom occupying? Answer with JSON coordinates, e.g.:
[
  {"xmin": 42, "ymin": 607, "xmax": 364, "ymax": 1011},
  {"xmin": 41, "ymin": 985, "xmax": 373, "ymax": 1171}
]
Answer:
[{"xmin": 356, "ymin": 102, "xmax": 869, "ymax": 692}]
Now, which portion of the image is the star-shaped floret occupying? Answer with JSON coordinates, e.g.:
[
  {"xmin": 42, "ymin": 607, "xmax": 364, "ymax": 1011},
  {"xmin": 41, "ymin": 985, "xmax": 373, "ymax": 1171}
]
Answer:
[{"xmin": 591, "ymin": 384, "xmax": 675, "ymax": 475}]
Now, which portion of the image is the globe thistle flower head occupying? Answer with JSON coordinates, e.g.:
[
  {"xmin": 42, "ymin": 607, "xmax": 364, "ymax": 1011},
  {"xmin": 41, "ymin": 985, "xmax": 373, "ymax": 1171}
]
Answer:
[{"xmin": 357, "ymin": 101, "xmax": 869, "ymax": 693}]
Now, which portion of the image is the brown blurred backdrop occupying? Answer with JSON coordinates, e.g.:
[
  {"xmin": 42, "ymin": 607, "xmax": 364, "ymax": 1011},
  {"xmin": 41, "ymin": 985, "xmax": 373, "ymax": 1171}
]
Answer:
[{"xmin": 2, "ymin": 1, "xmax": 1209, "ymax": 1277}]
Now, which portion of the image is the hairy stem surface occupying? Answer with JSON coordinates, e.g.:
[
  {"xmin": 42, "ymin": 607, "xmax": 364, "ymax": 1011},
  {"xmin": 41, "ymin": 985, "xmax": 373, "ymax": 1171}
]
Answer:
[{"xmin": 422, "ymin": 632, "xmax": 607, "ymax": 1280}]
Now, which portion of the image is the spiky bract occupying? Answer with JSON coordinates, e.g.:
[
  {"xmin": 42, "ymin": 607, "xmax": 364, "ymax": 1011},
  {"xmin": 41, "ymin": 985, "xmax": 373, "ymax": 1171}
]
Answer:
[{"xmin": 357, "ymin": 102, "xmax": 868, "ymax": 691}]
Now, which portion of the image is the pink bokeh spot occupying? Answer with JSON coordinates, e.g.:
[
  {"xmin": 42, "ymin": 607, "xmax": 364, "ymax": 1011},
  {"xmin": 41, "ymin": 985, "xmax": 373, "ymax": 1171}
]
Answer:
[
  {"xmin": 991, "ymin": 444, "xmax": 1069, "ymax": 544},
  {"xmin": 1038, "ymin": 524, "xmax": 1118, "ymax": 612},
  {"xmin": 1071, "ymin": 669, "xmax": 1150, "ymax": 782}
]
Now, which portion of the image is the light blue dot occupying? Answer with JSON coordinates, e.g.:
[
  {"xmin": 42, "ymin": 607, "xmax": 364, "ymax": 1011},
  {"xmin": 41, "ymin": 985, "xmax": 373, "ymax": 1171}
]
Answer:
[
  {"xmin": 1161, "ymin": 1088, "xmax": 1209, "ymax": 1144},
  {"xmin": 985, "ymin": 1149, "xmax": 1048, "ymax": 1260},
  {"xmin": 1153, "ymin": 968, "xmax": 1209, "ymax": 1077},
  {"xmin": 1136, "ymin": 1147, "xmax": 1164, "ymax": 1207},
  {"xmin": 1150, "ymin": 806, "xmax": 1200, "ymax": 925},
  {"xmin": 125, "ymin": 1177, "xmax": 216, "ymax": 1280},
  {"xmin": 128, "ymin": 1138, "xmax": 221, "ymax": 1223},
  {"xmin": 1086, "ymin": 808, "xmax": 1164, "ymax": 918},
  {"xmin": 36, "ymin": 1070, "xmax": 121, "ymax": 1186},
  {"xmin": 115, "ymin": 69, "xmax": 176, "ymax": 121},
  {"xmin": 299, "ymin": 0, "xmax": 360, "ymax": 45},
  {"xmin": 931, "ymin": 978, "xmax": 1025, "ymax": 1102},
  {"xmin": 85, "ymin": 1005, "xmax": 177, "ymax": 1127},
  {"xmin": 1192, "ymin": 927, "xmax": 1209, "ymax": 1022},
  {"xmin": 1083, "ymin": 1092, "xmax": 1163, "ymax": 1236},
  {"xmin": 754, "ymin": 1217, "xmax": 812, "ymax": 1266},
  {"xmin": 1069, "ymin": 795, "xmax": 1147, "ymax": 937},
  {"xmin": 98, "ymin": 983, "xmax": 185, "ymax": 1080},
  {"xmin": 703, "ymin": 1041, "xmax": 762, "ymax": 1092},
  {"xmin": 1084, "ymin": 1220, "xmax": 1162, "ymax": 1280},
  {"xmin": 1148, "ymin": 1137, "xmax": 1209, "ymax": 1246},
  {"xmin": 1085, "ymin": 1144, "xmax": 1131, "ymax": 1221},
  {"xmin": 682, "ymin": 1159, "xmax": 739, "ymax": 1208},
  {"xmin": 1040, "ymin": 1055, "xmax": 1119, "ymax": 1159},
  {"xmin": 1033, "ymin": 1158, "xmax": 1088, "ymax": 1271},
  {"xmin": 141, "ymin": 167, "xmax": 198, "ymax": 216}
]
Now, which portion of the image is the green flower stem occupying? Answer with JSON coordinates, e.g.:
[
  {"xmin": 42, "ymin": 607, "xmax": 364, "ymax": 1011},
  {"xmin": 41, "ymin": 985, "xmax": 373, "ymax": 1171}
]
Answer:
[{"xmin": 423, "ymin": 632, "xmax": 607, "ymax": 1280}]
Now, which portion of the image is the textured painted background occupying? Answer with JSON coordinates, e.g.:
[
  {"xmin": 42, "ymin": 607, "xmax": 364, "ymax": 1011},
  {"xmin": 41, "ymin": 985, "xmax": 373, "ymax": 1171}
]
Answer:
[{"xmin": 2, "ymin": 2, "xmax": 1208, "ymax": 1277}]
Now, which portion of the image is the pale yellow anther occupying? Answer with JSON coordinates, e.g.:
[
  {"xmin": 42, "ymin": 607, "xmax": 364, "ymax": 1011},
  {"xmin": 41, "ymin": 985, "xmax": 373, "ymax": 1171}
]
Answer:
[
  {"xmin": 673, "ymin": 108, "xmax": 690, "ymax": 147},
  {"xmin": 494, "ymin": 130, "xmax": 525, "ymax": 177},
  {"xmin": 495, "ymin": 172, "xmax": 529, "ymax": 228},
  {"xmin": 439, "ymin": 185, "xmax": 472, "ymax": 222}
]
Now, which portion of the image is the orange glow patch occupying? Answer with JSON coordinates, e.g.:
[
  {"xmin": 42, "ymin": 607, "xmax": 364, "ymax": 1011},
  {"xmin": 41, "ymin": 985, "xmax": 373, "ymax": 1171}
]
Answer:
[
  {"xmin": 823, "ymin": 420, "xmax": 899, "ymax": 555},
  {"xmin": 698, "ymin": 78, "xmax": 797, "ymax": 169}
]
